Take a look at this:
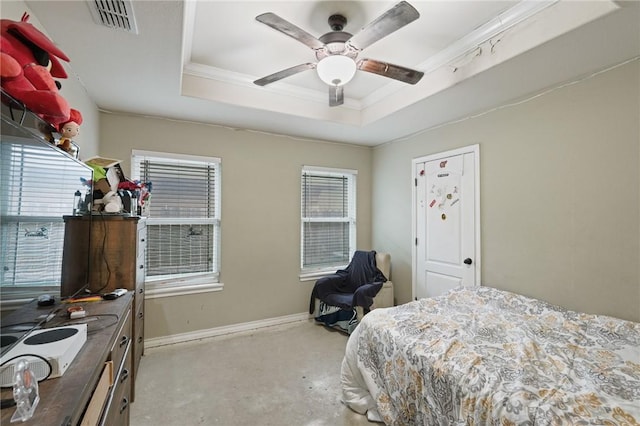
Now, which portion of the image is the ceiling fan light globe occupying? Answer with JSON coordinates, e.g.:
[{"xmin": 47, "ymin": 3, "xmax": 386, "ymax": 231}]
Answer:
[{"xmin": 316, "ymin": 55, "xmax": 356, "ymax": 87}]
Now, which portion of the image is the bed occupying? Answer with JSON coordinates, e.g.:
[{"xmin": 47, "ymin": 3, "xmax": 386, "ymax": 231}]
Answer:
[{"xmin": 341, "ymin": 286, "xmax": 640, "ymax": 425}]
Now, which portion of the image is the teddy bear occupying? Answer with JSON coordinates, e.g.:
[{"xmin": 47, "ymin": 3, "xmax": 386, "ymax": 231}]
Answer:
[{"xmin": 0, "ymin": 12, "xmax": 72, "ymax": 127}]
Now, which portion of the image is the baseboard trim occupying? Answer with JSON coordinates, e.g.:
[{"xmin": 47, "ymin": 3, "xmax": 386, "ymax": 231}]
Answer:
[{"xmin": 145, "ymin": 312, "xmax": 310, "ymax": 349}]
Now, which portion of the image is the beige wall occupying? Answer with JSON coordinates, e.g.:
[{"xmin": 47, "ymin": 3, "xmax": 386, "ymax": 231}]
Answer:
[
  {"xmin": 99, "ymin": 114, "xmax": 373, "ymax": 338},
  {"xmin": 102, "ymin": 60, "xmax": 639, "ymax": 340},
  {"xmin": 1, "ymin": 1, "xmax": 100, "ymax": 158},
  {"xmin": 8, "ymin": 0, "xmax": 637, "ymax": 336},
  {"xmin": 372, "ymin": 59, "xmax": 640, "ymax": 322}
]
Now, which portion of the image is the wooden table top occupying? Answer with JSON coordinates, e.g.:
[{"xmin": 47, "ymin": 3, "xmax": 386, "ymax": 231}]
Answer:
[{"xmin": 1, "ymin": 293, "xmax": 133, "ymax": 426}]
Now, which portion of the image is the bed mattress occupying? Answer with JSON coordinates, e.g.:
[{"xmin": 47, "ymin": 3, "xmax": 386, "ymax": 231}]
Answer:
[{"xmin": 341, "ymin": 286, "xmax": 640, "ymax": 425}]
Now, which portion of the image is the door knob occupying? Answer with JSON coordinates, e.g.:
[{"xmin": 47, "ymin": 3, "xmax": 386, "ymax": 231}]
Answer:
[{"xmin": 463, "ymin": 258, "xmax": 473, "ymax": 265}]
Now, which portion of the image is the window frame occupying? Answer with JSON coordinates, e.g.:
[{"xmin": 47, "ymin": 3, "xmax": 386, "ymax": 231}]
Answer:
[
  {"xmin": 299, "ymin": 165, "xmax": 357, "ymax": 280},
  {"xmin": 131, "ymin": 150, "xmax": 222, "ymax": 299}
]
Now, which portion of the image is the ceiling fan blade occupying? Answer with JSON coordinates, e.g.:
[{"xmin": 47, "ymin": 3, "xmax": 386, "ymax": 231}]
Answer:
[
  {"xmin": 256, "ymin": 13, "xmax": 325, "ymax": 51},
  {"xmin": 329, "ymin": 85, "xmax": 344, "ymax": 107},
  {"xmin": 347, "ymin": 1, "xmax": 419, "ymax": 51},
  {"xmin": 357, "ymin": 59, "xmax": 424, "ymax": 84},
  {"xmin": 254, "ymin": 63, "xmax": 316, "ymax": 86}
]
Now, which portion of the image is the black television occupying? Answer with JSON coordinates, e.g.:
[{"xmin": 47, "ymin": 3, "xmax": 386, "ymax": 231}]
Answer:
[{"xmin": 0, "ymin": 91, "xmax": 93, "ymax": 356}]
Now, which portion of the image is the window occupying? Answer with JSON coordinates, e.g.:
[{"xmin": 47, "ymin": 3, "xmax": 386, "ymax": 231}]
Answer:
[
  {"xmin": 300, "ymin": 166, "xmax": 356, "ymax": 277},
  {"xmin": 132, "ymin": 150, "xmax": 221, "ymax": 298},
  {"xmin": 1, "ymin": 136, "xmax": 90, "ymax": 303}
]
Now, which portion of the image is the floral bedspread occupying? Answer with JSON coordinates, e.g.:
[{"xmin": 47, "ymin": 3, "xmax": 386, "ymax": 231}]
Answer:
[{"xmin": 341, "ymin": 286, "xmax": 640, "ymax": 425}]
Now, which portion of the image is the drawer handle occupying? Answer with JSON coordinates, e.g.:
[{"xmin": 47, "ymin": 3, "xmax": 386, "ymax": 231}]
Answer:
[
  {"xmin": 120, "ymin": 335, "xmax": 129, "ymax": 348},
  {"xmin": 141, "ymin": 238, "xmax": 145, "ymax": 242},
  {"xmin": 120, "ymin": 368, "xmax": 129, "ymax": 384},
  {"xmin": 120, "ymin": 397, "xmax": 129, "ymax": 414}
]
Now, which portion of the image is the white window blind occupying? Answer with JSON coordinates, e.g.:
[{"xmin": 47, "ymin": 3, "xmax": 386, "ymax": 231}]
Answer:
[
  {"xmin": 301, "ymin": 166, "xmax": 356, "ymax": 273},
  {"xmin": 1, "ymin": 137, "xmax": 90, "ymax": 293},
  {"xmin": 132, "ymin": 151, "xmax": 221, "ymax": 289}
]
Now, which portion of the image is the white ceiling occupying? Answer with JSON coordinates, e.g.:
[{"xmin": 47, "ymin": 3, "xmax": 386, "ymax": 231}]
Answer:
[{"xmin": 22, "ymin": 0, "xmax": 640, "ymax": 146}]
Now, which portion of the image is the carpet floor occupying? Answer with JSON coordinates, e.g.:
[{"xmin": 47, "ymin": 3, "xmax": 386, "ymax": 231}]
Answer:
[{"xmin": 130, "ymin": 319, "xmax": 376, "ymax": 426}]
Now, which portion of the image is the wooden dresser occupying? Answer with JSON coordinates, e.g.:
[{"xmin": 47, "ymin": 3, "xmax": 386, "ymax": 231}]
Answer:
[
  {"xmin": 61, "ymin": 215, "xmax": 146, "ymax": 399},
  {"xmin": 0, "ymin": 294, "xmax": 134, "ymax": 425}
]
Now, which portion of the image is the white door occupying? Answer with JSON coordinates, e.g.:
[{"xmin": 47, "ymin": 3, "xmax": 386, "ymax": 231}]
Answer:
[{"xmin": 413, "ymin": 145, "xmax": 480, "ymax": 300}]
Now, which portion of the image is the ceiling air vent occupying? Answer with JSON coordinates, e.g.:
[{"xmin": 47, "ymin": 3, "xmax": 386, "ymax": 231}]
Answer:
[{"xmin": 87, "ymin": 0, "xmax": 138, "ymax": 34}]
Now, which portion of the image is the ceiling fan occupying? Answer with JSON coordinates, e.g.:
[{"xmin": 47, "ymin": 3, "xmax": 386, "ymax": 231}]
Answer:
[{"xmin": 253, "ymin": 1, "xmax": 424, "ymax": 107}]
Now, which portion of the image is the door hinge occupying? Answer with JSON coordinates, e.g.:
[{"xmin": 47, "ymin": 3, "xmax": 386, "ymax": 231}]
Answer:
[
  {"xmin": 414, "ymin": 177, "xmax": 417, "ymax": 186},
  {"xmin": 415, "ymin": 237, "xmax": 418, "ymax": 245}
]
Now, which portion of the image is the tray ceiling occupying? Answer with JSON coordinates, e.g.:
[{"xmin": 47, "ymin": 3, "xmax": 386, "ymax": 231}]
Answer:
[{"xmin": 20, "ymin": 0, "xmax": 640, "ymax": 146}]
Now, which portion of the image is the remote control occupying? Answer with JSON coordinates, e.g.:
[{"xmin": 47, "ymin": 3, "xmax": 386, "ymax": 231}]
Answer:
[{"xmin": 103, "ymin": 288, "xmax": 128, "ymax": 300}]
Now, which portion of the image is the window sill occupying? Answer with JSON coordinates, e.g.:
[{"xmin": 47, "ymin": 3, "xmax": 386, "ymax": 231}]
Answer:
[
  {"xmin": 0, "ymin": 297, "xmax": 34, "ymax": 314},
  {"xmin": 144, "ymin": 283, "xmax": 224, "ymax": 299},
  {"xmin": 146, "ymin": 282, "xmax": 223, "ymax": 299},
  {"xmin": 299, "ymin": 266, "xmax": 346, "ymax": 282}
]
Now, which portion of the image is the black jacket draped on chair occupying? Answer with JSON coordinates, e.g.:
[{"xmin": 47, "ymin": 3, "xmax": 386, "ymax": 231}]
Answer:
[{"xmin": 309, "ymin": 250, "xmax": 387, "ymax": 314}]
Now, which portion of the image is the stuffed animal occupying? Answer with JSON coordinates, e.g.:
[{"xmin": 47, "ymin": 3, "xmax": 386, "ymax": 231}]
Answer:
[
  {"xmin": 0, "ymin": 12, "xmax": 72, "ymax": 127},
  {"xmin": 101, "ymin": 191, "xmax": 123, "ymax": 214},
  {"xmin": 56, "ymin": 108, "xmax": 82, "ymax": 155}
]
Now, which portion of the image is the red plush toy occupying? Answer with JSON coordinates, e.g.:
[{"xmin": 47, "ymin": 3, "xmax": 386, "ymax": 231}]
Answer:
[{"xmin": 0, "ymin": 12, "xmax": 72, "ymax": 126}]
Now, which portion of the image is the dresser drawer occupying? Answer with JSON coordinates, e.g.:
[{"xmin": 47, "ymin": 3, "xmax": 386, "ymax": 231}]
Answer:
[
  {"xmin": 135, "ymin": 255, "xmax": 145, "ymax": 291},
  {"xmin": 109, "ymin": 308, "xmax": 132, "ymax": 372},
  {"xmin": 80, "ymin": 361, "xmax": 113, "ymax": 426},
  {"xmin": 134, "ymin": 312, "xmax": 144, "ymax": 369},
  {"xmin": 101, "ymin": 341, "xmax": 132, "ymax": 426},
  {"xmin": 134, "ymin": 303, "xmax": 144, "ymax": 345},
  {"xmin": 136, "ymin": 222, "xmax": 146, "ymax": 258},
  {"xmin": 135, "ymin": 287, "xmax": 144, "ymax": 314}
]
